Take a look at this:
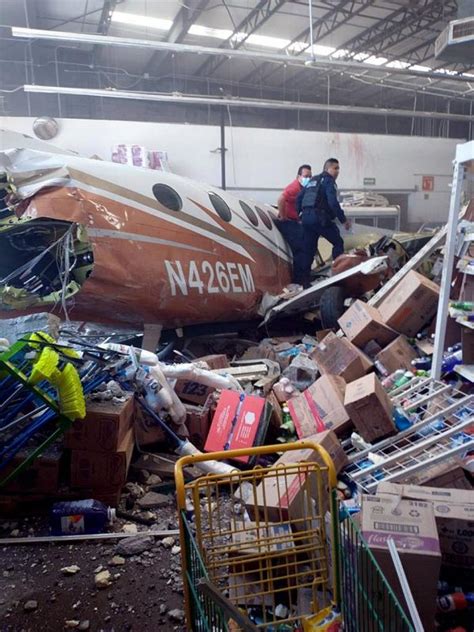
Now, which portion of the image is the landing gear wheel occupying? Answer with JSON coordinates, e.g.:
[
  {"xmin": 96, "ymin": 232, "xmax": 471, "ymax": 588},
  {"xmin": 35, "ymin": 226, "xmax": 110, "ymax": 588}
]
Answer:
[{"xmin": 319, "ymin": 285, "xmax": 347, "ymax": 329}]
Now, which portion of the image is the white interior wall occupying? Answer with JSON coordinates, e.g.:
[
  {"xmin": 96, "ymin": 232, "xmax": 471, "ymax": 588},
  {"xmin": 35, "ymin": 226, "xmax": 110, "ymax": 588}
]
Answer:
[{"xmin": 0, "ymin": 117, "xmax": 462, "ymax": 227}]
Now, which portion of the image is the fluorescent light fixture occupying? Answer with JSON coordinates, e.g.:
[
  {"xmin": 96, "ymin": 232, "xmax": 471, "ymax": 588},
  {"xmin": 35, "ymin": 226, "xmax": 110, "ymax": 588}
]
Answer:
[
  {"xmin": 410, "ymin": 64, "xmax": 432, "ymax": 72},
  {"xmin": 386, "ymin": 60, "xmax": 411, "ymax": 69},
  {"xmin": 433, "ymin": 68, "xmax": 458, "ymax": 76},
  {"xmin": 111, "ymin": 11, "xmax": 172, "ymax": 31},
  {"xmin": 331, "ymin": 49, "xmax": 349, "ymax": 59},
  {"xmin": 363, "ymin": 56, "xmax": 388, "ymax": 66},
  {"xmin": 189, "ymin": 24, "xmax": 234, "ymax": 40},
  {"xmin": 246, "ymin": 33, "xmax": 290, "ymax": 49},
  {"xmin": 352, "ymin": 52, "xmax": 370, "ymax": 61},
  {"xmin": 11, "ymin": 28, "xmax": 470, "ymax": 82},
  {"xmin": 22, "ymin": 85, "xmax": 473, "ymax": 122},
  {"xmin": 462, "ymin": 72, "xmax": 474, "ymax": 78},
  {"xmin": 308, "ymin": 44, "xmax": 336, "ymax": 57}
]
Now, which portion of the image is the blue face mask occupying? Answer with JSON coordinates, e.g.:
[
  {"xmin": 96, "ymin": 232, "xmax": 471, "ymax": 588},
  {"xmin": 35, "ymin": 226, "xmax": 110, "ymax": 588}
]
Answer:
[{"xmin": 300, "ymin": 176, "xmax": 311, "ymax": 187}]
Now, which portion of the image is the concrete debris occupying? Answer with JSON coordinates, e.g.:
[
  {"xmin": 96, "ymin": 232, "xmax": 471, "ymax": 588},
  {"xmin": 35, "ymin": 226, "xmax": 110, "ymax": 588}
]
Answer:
[
  {"xmin": 78, "ymin": 621, "xmax": 90, "ymax": 631},
  {"xmin": 94, "ymin": 570, "xmax": 112, "ymax": 589},
  {"xmin": 115, "ymin": 535, "xmax": 154, "ymax": 557},
  {"xmin": 109, "ymin": 555, "xmax": 126, "ymax": 566},
  {"xmin": 161, "ymin": 536, "xmax": 175, "ymax": 549},
  {"xmin": 168, "ymin": 609, "xmax": 185, "ymax": 623},
  {"xmin": 64, "ymin": 621, "xmax": 80, "ymax": 629},
  {"xmin": 146, "ymin": 474, "xmax": 162, "ymax": 486},
  {"xmin": 23, "ymin": 600, "xmax": 38, "ymax": 612},
  {"xmin": 121, "ymin": 524, "xmax": 138, "ymax": 535},
  {"xmin": 137, "ymin": 492, "xmax": 169, "ymax": 510},
  {"xmin": 61, "ymin": 565, "xmax": 81, "ymax": 575},
  {"xmin": 171, "ymin": 545, "xmax": 181, "ymax": 555}
]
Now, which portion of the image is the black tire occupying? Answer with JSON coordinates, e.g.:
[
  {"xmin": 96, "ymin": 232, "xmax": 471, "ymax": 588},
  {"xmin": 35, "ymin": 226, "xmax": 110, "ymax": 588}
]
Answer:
[{"xmin": 320, "ymin": 285, "xmax": 347, "ymax": 329}]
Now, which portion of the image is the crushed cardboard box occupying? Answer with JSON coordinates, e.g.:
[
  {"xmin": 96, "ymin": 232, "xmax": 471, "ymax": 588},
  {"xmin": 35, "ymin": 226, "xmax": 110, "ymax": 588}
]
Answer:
[
  {"xmin": 378, "ymin": 270, "xmax": 439, "ymax": 337},
  {"xmin": 344, "ymin": 373, "xmax": 395, "ymax": 443},
  {"xmin": 377, "ymin": 482, "xmax": 474, "ymax": 569},
  {"xmin": 338, "ymin": 300, "xmax": 397, "ymax": 349},
  {"xmin": 361, "ymin": 494, "xmax": 441, "ymax": 631},
  {"xmin": 304, "ymin": 375, "xmax": 352, "ymax": 436}
]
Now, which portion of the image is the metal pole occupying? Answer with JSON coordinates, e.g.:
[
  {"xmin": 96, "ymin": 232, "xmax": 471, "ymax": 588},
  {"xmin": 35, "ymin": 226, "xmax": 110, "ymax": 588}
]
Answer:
[
  {"xmin": 308, "ymin": 0, "xmax": 314, "ymax": 59},
  {"xmin": 220, "ymin": 106, "xmax": 226, "ymax": 190},
  {"xmin": 431, "ymin": 153, "xmax": 464, "ymax": 379}
]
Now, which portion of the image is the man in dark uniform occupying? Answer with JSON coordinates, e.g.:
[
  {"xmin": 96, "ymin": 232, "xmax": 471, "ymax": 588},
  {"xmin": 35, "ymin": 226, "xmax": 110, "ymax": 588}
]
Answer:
[{"xmin": 297, "ymin": 158, "xmax": 351, "ymax": 288}]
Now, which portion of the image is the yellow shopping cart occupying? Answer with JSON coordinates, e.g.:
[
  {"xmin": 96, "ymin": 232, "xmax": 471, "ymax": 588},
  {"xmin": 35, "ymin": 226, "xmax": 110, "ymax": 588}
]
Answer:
[{"xmin": 175, "ymin": 442, "xmax": 415, "ymax": 631}]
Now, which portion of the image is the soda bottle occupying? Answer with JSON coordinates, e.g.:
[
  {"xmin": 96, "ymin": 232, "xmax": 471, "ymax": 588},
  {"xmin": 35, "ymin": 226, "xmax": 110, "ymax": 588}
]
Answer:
[{"xmin": 50, "ymin": 499, "xmax": 116, "ymax": 535}]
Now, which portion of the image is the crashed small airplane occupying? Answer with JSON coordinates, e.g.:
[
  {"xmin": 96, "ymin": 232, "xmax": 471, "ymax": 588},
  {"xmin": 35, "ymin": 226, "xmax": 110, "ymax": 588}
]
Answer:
[{"xmin": 0, "ymin": 130, "xmax": 423, "ymax": 333}]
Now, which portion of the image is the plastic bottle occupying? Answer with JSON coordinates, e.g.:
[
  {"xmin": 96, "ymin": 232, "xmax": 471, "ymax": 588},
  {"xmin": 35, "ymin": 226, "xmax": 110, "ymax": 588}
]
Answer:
[
  {"xmin": 441, "ymin": 349, "xmax": 463, "ymax": 373},
  {"xmin": 392, "ymin": 371, "xmax": 414, "ymax": 389},
  {"xmin": 411, "ymin": 357, "xmax": 432, "ymax": 371},
  {"xmin": 393, "ymin": 406, "xmax": 413, "ymax": 432},
  {"xmin": 374, "ymin": 360, "xmax": 388, "ymax": 376},
  {"xmin": 381, "ymin": 369, "xmax": 405, "ymax": 390},
  {"xmin": 50, "ymin": 499, "xmax": 116, "ymax": 535},
  {"xmin": 450, "ymin": 301, "xmax": 474, "ymax": 311},
  {"xmin": 437, "ymin": 592, "xmax": 474, "ymax": 612}
]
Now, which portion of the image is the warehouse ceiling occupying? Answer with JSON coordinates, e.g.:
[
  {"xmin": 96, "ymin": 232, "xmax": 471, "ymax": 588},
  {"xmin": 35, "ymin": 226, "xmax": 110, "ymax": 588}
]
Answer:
[{"xmin": 0, "ymin": 0, "xmax": 473, "ymax": 137}]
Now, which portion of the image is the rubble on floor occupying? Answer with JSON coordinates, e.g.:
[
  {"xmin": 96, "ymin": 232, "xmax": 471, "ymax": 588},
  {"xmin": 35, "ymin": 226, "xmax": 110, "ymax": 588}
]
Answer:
[{"xmin": 0, "ymin": 240, "xmax": 473, "ymax": 631}]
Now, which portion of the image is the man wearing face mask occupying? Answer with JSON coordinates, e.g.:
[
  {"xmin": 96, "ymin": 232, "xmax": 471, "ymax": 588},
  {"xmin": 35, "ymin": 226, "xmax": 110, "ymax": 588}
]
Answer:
[
  {"xmin": 276, "ymin": 164, "xmax": 312, "ymax": 287},
  {"xmin": 297, "ymin": 158, "xmax": 352, "ymax": 288}
]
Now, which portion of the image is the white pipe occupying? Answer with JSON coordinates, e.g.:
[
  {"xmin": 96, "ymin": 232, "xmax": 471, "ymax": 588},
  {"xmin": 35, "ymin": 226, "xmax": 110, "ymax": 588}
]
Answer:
[
  {"xmin": 177, "ymin": 440, "xmax": 239, "ymax": 476},
  {"xmin": 12, "ymin": 27, "xmax": 472, "ymax": 83},
  {"xmin": 22, "ymin": 85, "xmax": 474, "ymax": 122},
  {"xmin": 160, "ymin": 362, "xmax": 242, "ymax": 391}
]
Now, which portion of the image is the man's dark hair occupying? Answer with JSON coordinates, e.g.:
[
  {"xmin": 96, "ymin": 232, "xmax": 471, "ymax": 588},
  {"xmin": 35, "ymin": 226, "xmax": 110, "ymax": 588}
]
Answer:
[
  {"xmin": 323, "ymin": 158, "xmax": 339, "ymax": 170},
  {"xmin": 297, "ymin": 164, "xmax": 312, "ymax": 176}
]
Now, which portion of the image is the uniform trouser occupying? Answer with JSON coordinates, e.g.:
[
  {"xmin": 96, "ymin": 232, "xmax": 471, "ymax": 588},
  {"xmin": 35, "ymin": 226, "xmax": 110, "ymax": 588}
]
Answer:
[
  {"xmin": 300, "ymin": 210, "xmax": 344, "ymax": 288},
  {"xmin": 274, "ymin": 219, "xmax": 305, "ymax": 285}
]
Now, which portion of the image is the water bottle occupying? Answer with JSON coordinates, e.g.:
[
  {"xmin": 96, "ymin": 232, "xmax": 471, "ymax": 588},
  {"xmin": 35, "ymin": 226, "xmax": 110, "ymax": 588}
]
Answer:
[
  {"xmin": 381, "ymin": 369, "xmax": 405, "ymax": 390},
  {"xmin": 50, "ymin": 499, "xmax": 116, "ymax": 535},
  {"xmin": 392, "ymin": 371, "xmax": 414, "ymax": 389},
  {"xmin": 450, "ymin": 301, "xmax": 474, "ymax": 311}
]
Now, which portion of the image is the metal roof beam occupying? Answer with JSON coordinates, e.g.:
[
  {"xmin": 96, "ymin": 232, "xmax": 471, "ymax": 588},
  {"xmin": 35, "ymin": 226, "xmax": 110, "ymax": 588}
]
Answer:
[
  {"xmin": 241, "ymin": 0, "xmax": 370, "ymax": 84},
  {"xmin": 193, "ymin": 0, "xmax": 286, "ymax": 78},
  {"xmin": 144, "ymin": 0, "xmax": 210, "ymax": 74}
]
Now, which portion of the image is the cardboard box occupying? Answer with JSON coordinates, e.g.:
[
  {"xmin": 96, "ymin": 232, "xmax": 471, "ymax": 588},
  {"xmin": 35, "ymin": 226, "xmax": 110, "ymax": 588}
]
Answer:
[
  {"xmin": 462, "ymin": 327, "xmax": 474, "ymax": 364},
  {"xmin": 185, "ymin": 401, "xmax": 211, "ymax": 449},
  {"xmin": 304, "ymin": 375, "xmax": 352, "ymax": 436},
  {"xmin": 230, "ymin": 521, "xmax": 295, "ymax": 558},
  {"xmin": 361, "ymin": 494, "xmax": 441, "ymax": 630},
  {"xmin": 228, "ymin": 572, "xmax": 274, "ymax": 607},
  {"xmin": 248, "ymin": 432, "xmax": 347, "ymax": 523},
  {"xmin": 344, "ymin": 373, "xmax": 395, "ymax": 443},
  {"xmin": 266, "ymin": 391, "xmax": 283, "ymax": 430},
  {"xmin": 70, "ymin": 428, "xmax": 134, "ymax": 489},
  {"xmin": 174, "ymin": 379, "xmax": 215, "ymax": 406},
  {"xmin": 377, "ymin": 482, "xmax": 474, "ymax": 569},
  {"xmin": 338, "ymin": 300, "xmax": 397, "ymax": 349},
  {"xmin": 204, "ymin": 390, "xmax": 271, "ymax": 464},
  {"xmin": 399, "ymin": 456, "xmax": 472, "ymax": 489},
  {"xmin": 2, "ymin": 447, "xmax": 62, "ymax": 494},
  {"xmin": 196, "ymin": 354, "xmax": 229, "ymax": 370},
  {"xmin": 134, "ymin": 406, "xmax": 166, "ymax": 446},
  {"xmin": 310, "ymin": 332, "xmax": 373, "ymax": 382},
  {"xmin": 378, "ymin": 270, "xmax": 439, "ymax": 336},
  {"xmin": 374, "ymin": 335, "xmax": 417, "ymax": 374},
  {"xmin": 64, "ymin": 394, "xmax": 135, "ymax": 452}
]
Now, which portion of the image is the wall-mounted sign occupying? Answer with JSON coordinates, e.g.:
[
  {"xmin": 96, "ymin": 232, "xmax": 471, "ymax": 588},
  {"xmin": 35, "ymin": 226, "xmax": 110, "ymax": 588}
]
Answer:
[
  {"xmin": 422, "ymin": 175, "xmax": 434, "ymax": 191},
  {"xmin": 363, "ymin": 177, "xmax": 376, "ymax": 186}
]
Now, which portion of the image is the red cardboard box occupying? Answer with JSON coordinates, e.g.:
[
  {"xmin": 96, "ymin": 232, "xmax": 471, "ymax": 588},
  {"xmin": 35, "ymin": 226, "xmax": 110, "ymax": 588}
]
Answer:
[{"xmin": 204, "ymin": 390, "xmax": 271, "ymax": 463}]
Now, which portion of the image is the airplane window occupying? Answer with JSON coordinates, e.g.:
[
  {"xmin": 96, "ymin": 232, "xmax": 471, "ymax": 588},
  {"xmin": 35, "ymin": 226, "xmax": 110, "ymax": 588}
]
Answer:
[
  {"xmin": 256, "ymin": 206, "xmax": 272, "ymax": 229},
  {"xmin": 209, "ymin": 192, "xmax": 232, "ymax": 222},
  {"xmin": 239, "ymin": 201, "xmax": 258, "ymax": 226},
  {"xmin": 152, "ymin": 184, "xmax": 182, "ymax": 212}
]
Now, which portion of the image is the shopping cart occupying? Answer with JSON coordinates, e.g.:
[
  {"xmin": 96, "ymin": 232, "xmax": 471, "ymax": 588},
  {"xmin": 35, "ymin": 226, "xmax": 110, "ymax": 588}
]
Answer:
[{"xmin": 175, "ymin": 443, "xmax": 416, "ymax": 631}]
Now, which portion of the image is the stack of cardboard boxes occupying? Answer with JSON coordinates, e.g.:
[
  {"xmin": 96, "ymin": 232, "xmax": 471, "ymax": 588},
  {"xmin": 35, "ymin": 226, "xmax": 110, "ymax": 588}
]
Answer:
[{"xmin": 64, "ymin": 394, "xmax": 136, "ymax": 507}]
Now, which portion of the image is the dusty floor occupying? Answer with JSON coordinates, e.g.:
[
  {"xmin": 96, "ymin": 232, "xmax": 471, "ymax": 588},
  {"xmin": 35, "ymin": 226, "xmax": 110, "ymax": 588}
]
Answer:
[{"xmin": 0, "ymin": 537, "xmax": 186, "ymax": 632}]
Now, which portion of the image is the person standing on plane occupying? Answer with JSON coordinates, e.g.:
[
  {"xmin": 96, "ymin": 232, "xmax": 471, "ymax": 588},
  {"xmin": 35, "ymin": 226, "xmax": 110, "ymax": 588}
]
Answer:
[
  {"xmin": 297, "ymin": 158, "xmax": 352, "ymax": 288},
  {"xmin": 275, "ymin": 164, "xmax": 312, "ymax": 287}
]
